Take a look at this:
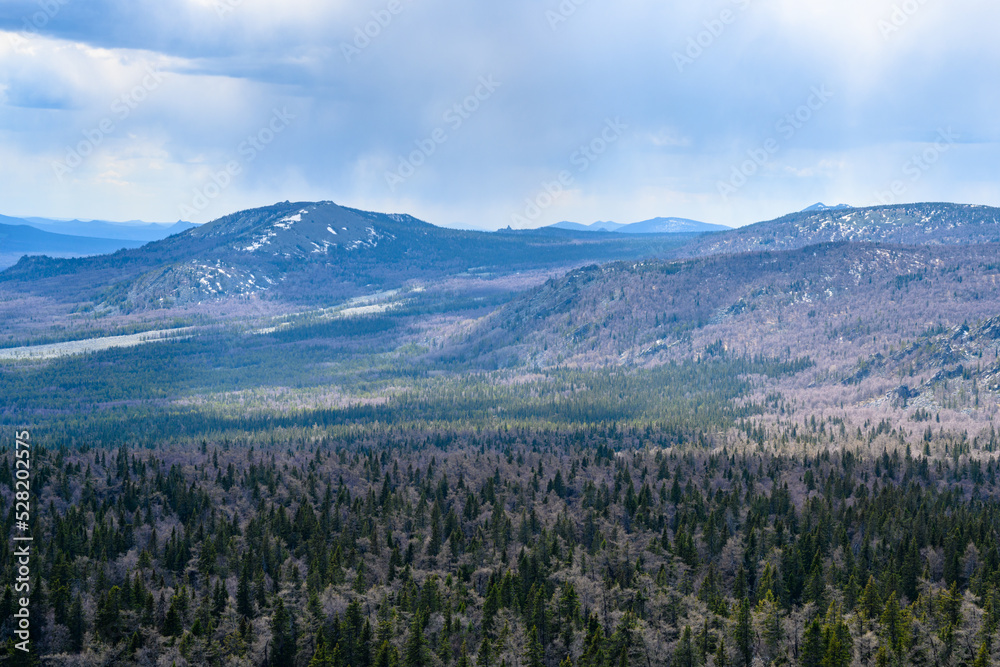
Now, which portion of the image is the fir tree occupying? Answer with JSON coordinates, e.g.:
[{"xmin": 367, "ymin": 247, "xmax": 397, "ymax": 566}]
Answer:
[
  {"xmin": 800, "ymin": 618, "xmax": 823, "ymax": 667},
  {"xmin": 734, "ymin": 597, "xmax": 753, "ymax": 667},
  {"xmin": 672, "ymin": 626, "xmax": 696, "ymax": 667},
  {"xmin": 270, "ymin": 598, "xmax": 297, "ymax": 667},
  {"xmin": 404, "ymin": 614, "xmax": 429, "ymax": 667},
  {"xmin": 525, "ymin": 626, "xmax": 546, "ymax": 667}
]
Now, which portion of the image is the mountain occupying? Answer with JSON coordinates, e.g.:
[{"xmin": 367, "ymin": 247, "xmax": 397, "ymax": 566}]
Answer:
[
  {"xmin": 548, "ymin": 220, "xmax": 623, "ymax": 232},
  {"xmin": 679, "ymin": 202, "xmax": 1000, "ymax": 257},
  {"xmin": 0, "ymin": 201, "xmax": 695, "ymax": 311},
  {"xmin": 19, "ymin": 216, "xmax": 198, "ymax": 242},
  {"xmin": 616, "ymin": 217, "xmax": 730, "ymax": 234},
  {"xmin": 801, "ymin": 202, "xmax": 851, "ymax": 212},
  {"xmin": 456, "ymin": 241, "xmax": 1000, "ymax": 376},
  {"xmin": 0, "ymin": 220, "xmax": 144, "ymax": 270},
  {"xmin": 547, "ymin": 217, "xmax": 725, "ymax": 234}
]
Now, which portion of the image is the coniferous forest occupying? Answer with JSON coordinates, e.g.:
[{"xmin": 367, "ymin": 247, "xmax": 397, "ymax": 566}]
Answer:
[{"xmin": 2, "ymin": 416, "xmax": 1000, "ymax": 666}]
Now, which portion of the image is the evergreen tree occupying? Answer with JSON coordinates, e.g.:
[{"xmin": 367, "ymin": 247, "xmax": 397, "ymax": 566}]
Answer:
[
  {"xmin": 525, "ymin": 626, "xmax": 546, "ymax": 667},
  {"xmin": 213, "ymin": 579, "xmax": 228, "ymax": 616},
  {"xmin": 404, "ymin": 614, "xmax": 429, "ymax": 667},
  {"xmin": 376, "ymin": 639, "xmax": 401, "ymax": 667},
  {"xmin": 162, "ymin": 595, "xmax": 183, "ymax": 637},
  {"xmin": 558, "ymin": 581, "xmax": 581, "ymax": 648},
  {"xmin": 879, "ymin": 592, "xmax": 909, "ymax": 655},
  {"xmin": 673, "ymin": 626, "xmax": 696, "ymax": 667},
  {"xmin": 900, "ymin": 538, "xmax": 920, "ymax": 603},
  {"xmin": 758, "ymin": 590, "xmax": 783, "ymax": 664},
  {"xmin": 237, "ymin": 559, "xmax": 254, "ymax": 619},
  {"xmin": 860, "ymin": 576, "xmax": 881, "ymax": 620},
  {"xmin": 734, "ymin": 598, "xmax": 753, "ymax": 667},
  {"xmin": 973, "ymin": 638, "xmax": 991, "ymax": 667},
  {"xmin": 805, "ymin": 551, "xmax": 826, "ymax": 609},
  {"xmin": 96, "ymin": 586, "xmax": 123, "ymax": 644},
  {"xmin": 800, "ymin": 618, "xmax": 823, "ymax": 667},
  {"xmin": 310, "ymin": 635, "xmax": 335, "ymax": 667},
  {"xmin": 270, "ymin": 598, "xmax": 297, "ymax": 667},
  {"xmin": 820, "ymin": 606, "xmax": 852, "ymax": 667},
  {"xmin": 476, "ymin": 635, "xmax": 492, "ymax": 667},
  {"xmin": 714, "ymin": 637, "xmax": 727, "ymax": 667},
  {"xmin": 579, "ymin": 615, "xmax": 605, "ymax": 667},
  {"xmin": 68, "ymin": 594, "xmax": 86, "ymax": 652}
]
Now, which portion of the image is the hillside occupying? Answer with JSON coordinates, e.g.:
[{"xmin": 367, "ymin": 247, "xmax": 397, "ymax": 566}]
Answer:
[
  {"xmin": 0, "ymin": 201, "xmax": 693, "ymax": 312},
  {"xmin": 455, "ymin": 242, "xmax": 1000, "ymax": 381},
  {"xmin": 5, "ymin": 200, "xmax": 1000, "ymax": 432},
  {"xmin": 680, "ymin": 202, "xmax": 1000, "ymax": 257}
]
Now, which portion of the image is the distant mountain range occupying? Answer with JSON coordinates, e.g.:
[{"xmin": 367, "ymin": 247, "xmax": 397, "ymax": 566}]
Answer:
[
  {"xmin": 5, "ymin": 200, "xmax": 1000, "ymax": 325},
  {"xmin": 0, "ymin": 201, "xmax": 693, "ymax": 310},
  {"xmin": 0, "ymin": 218, "xmax": 146, "ymax": 270},
  {"xmin": 549, "ymin": 220, "xmax": 623, "ymax": 232},
  {"xmin": 0, "ymin": 214, "xmax": 199, "ymax": 270},
  {"xmin": 549, "ymin": 216, "xmax": 730, "ymax": 234},
  {"xmin": 5, "ymin": 198, "xmax": 1000, "ymax": 414},
  {"xmin": 20, "ymin": 217, "xmax": 198, "ymax": 242}
]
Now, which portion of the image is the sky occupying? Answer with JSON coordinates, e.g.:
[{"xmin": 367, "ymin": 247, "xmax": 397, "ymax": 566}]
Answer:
[{"xmin": 0, "ymin": 0, "xmax": 998, "ymax": 230}]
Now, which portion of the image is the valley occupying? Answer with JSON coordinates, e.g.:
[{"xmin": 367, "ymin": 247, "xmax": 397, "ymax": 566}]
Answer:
[{"xmin": 2, "ymin": 200, "xmax": 1000, "ymax": 666}]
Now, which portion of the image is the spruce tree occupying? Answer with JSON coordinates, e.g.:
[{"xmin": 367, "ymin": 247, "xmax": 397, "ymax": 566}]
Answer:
[
  {"xmin": 237, "ymin": 559, "xmax": 254, "ymax": 619},
  {"xmin": 734, "ymin": 598, "xmax": 753, "ymax": 667},
  {"xmin": 672, "ymin": 626, "xmax": 696, "ymax": 667},
  {"xmin": 800, "ymin": 618, "xmax": 823, "ymax": 667},
  {"xmin": 68, "ymin": 594, "xmax": 86, "ymax": 652},
  {"xmin": 404, "ymin": 614, "xmax": 429, "ymax": 667},
  {"xmin": 525, "ymin": 626, "xmax": 546, "ymax": 667},
  {"xmin": 270, "ymin": 598, "xmax": 297, "ymax": 667}
]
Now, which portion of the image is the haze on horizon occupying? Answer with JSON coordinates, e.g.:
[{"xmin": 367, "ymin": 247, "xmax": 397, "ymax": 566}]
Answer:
[{"xmin": 1, "ymin": 0, "xmax": 998, "ymax": 231}]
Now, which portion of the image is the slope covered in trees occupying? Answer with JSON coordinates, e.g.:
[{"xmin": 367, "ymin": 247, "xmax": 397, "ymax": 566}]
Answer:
[
  {"xmin": 679, "ymin": 203, "xmax": 1000, "ymax": 258},
  {"xmin": 2, "ymin": 422, "xmax": 999, "ymax": 665}
]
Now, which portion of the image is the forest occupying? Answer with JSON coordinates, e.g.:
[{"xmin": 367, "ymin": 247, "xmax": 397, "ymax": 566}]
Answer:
[
  {"xmin": 2, "ymin": 204, "xmax": 1000, "ymax": 665},
  {"xmin": 1, "ymin": 410, "xmax": 1000, "ymax": 666}
]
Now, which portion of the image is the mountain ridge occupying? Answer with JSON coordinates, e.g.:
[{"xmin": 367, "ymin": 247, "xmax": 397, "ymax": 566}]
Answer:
[
  {"xmin": 0, "ymin": 201, "xmax": 693, "ymax": 311},
  {"xmin": 548, "ymin": 216, "xmax": 728, "ymax": 234},
  {"xmin": 679, "ymin": 202, "xmax": 1000, "ymax": 257},
  {"xmin": 0, "ymin": 221, "xmax": 146, "ymax": 270},
  {"xmin": 18, "ymin": 216, "xmax": 198, "ymax": 242}
]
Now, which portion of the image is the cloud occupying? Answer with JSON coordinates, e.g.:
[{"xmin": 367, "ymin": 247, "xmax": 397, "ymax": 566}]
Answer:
[{"xmin": 0, "ymin": 0, "xmax": 997, "ymax": 228}]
